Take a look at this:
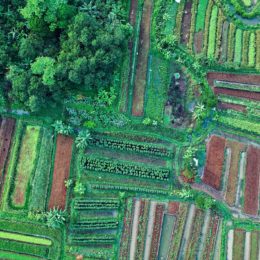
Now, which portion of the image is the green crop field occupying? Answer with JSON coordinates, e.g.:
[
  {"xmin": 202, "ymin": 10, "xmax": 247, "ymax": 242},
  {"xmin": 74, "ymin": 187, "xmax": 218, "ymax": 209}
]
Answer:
[{"xmin": 0, "ymin": 0, "xmax": 259, "ymax": 259}]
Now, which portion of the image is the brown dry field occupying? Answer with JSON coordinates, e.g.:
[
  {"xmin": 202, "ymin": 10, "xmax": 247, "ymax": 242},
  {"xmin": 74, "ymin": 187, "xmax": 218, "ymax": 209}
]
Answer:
[
  {"xmin": 132, "ymin": 0, "xmax": 152, "ymax": 116},
  {"xmin": 48, "ymin": 134, "xmax": 73, "ymax": 210},
  {"xmin": 244, "ymin": 145, "xmax": 260, "ymax": 215},
  {"xmin": 225, "ymin": 140, "xmax": 245, "ymax": 206},
  {"xmin": 203, "ymin": 135, "xmax": 226, "ymax": 190},
  {"xmin": 181, "ymin": 1, "xmax": 192, "ymax": 45}
]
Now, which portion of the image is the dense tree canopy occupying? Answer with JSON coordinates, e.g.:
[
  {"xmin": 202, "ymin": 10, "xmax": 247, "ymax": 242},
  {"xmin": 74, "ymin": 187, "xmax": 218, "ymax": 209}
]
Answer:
[{"xmin": 0, "ymin": 0, "xmax": 131, "ymax": 112}]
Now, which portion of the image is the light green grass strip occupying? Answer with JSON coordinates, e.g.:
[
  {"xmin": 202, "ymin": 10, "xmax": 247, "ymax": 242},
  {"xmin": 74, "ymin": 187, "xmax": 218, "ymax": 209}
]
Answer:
[
  {"xmin": 0, "ymin": 251, "xmax": 41, "ymax": 260},
  {"xmin": 234, "ymin": 29, "xmax": 242, "ymax": 63},
  {"xmin": 207, "ymin": 5, "xmax": 218, "ymax": 58},
  {"xmin": 218, "ymin": 116, "xmax": 260, "ymax": 135},
  {"xmin": 248, "ymin": 32, "xmax": 256, "ymax": 67},
  {"xmin": 215, "ymin": 80, "xmax": 260, "ymax": 92},
  {"xmin": 195, "ymin": 0, "xmax": 209, "ymax": 32},
  {"xmin": 0, "ymin": 231, "xmax": 51, "ymax": 246},
  {"xmin": 11, "ymin": 125, "xmax": 41, "ymax": 207}
]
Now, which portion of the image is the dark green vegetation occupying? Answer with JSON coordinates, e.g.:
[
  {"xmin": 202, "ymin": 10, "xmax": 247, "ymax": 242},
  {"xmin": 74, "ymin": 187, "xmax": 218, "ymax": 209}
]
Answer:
[
  {"xmin": 0, "ymin": 0, "xmax": 131, "ymax": 113},
  {"xmin": 0, "ymin": 0, "xmax": 259, "ymax": 259}
]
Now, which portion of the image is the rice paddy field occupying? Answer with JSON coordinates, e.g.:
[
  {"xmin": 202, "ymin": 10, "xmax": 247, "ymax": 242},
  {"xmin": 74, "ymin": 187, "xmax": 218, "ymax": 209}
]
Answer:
[{"xmin": 0, "ymin": 0, "xmax": 259, "ymax": 259}]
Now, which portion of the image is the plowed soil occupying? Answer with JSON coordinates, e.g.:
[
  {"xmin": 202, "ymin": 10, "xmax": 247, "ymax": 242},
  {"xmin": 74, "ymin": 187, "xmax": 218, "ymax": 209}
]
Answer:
[
  {"xmin": 244, "ymin": 146, "xmax": 260, "ymax": 215},
  {"xmin": 203, "ymin": 135, "xmax": 226, "ymax": 190},
  {"xmin": 48, "ymin": 134, "xmax": 73, "ymax": 210},
  {"xmin": 132, "ymin": 0, "xmax": 152, "ymax": 116},
  {"xmin": 181, "ymin": 1, "xmax": 192, "ymax": 45},
  {"xmin": 214, "ymin": 88, "xmax": 260, "ymax": 101}
]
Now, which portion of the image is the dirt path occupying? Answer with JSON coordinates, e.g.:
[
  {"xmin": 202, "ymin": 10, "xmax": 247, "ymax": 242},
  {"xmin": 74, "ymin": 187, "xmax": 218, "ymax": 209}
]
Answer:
[
  {"xmin": 178, "ymin": 204, "xmax": 195, "ymax": 259},
  {"xmin": 235, "ymin": 152, "xmax": 246, "ymax": 208},
  {"xmin": 227, "ymin": 230, "xmax": 234, "ymax": 260},
  {"xmin": 143, "ymin": 201, "xmax": 156, "ymax": 260},
  {"xmin": 197, "ymin": 210, "xmax": 211, "ymax": 259},
  {"xmin": 213, "ymin": 219, "xmax": 222, "ymax": 260},
  {"xmin": 222, "ymin": 148, "xmax": 231, "ymax": 197},
  {"xmin": 129, "ymin": 199, "xmax": 141, "ymax": 260},
  {"xmin": 244, "ymin": 232, "xmax": 251, "ymax": 260}
]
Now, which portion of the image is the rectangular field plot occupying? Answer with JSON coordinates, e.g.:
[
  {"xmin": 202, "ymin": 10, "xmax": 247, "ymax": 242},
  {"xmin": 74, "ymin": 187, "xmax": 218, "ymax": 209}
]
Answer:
[
  {"xmin": 0, "ymin": 118, "xmax": 16, "ymax": 197},
  {"xmin": 119, "ymin": 198, "xmax": 222, "ymax": 259},
  {"xmin": 48, "ymin": 134, "xmax": 73, "ymax": 210},
  {"xmin": 226, "ymin": 228, "xmax": 260, "ymax": 260},
  {"xmin": 68, "ymin": 195, "xmax": 121, "ymax": 259},
  {"xmin": 11, "ymin": 125, "xmax": 41, "ymax": 208},
  {"xmin": 0, "ymin": 218, "xmax": 62, "ymax": 259},
  {"xmin": 201, "ymin": 134, "xmax": 260, "ymax": 217}
]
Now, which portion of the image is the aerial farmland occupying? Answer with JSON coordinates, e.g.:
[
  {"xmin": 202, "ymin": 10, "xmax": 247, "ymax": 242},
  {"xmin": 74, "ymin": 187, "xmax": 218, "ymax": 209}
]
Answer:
[{"xmin": 0, "ymin": 0, "xmax": 259, "ymax": 259}]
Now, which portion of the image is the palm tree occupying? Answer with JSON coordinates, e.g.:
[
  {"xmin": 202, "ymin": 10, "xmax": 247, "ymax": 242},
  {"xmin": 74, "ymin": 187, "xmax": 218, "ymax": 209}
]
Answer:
[
  {"xmin": 75, "ymin": 129, "xmax": 92, "ymax": 150},
  {"xmin": 46, "ymin": 208, "xmax": 66, "ymax": 228}
]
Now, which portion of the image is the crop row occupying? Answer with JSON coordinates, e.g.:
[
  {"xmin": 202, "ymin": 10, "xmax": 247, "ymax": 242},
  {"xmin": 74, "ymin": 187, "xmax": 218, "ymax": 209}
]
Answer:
[
  {"xmin": 71, "ymin": 218, "xmax": 119, "ymax": 230},
  {"xmin": 74, "ymin": 199, "xmax": 120, "ymax": 210},
  {"xmin": 89, "ymin": 136, "xmax": 173, "ymax": 157},
  {"xmin": 90, "ymin": 183, "xmax": 168, "ymax": 195},
  {"xmin": 85, "ymin": 157, "xmax": 170, "ymax": 180},
  {"xmin": 69, "ymin": 234, "xmax": 115, "ymax": 245}
]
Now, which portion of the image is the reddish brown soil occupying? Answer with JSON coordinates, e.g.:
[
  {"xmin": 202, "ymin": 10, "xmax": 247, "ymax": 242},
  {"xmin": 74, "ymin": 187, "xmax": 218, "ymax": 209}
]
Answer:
[
  {"xmin": 132, "ymin": 0, "xmax": 152, "ymax": 116},
  {"xmin": 0, "ymin": 119, "xmax": 15, "ymax": 195},
  {"xmin": 150, "ymin": 204, "xmax": 164, "ymax": 259},
  {"xmin": 48, "ymin": 134, "xmax": 73, "ymax": 210},
  {"xmin": 244, "ymin": 146, "xmax": 260, "ymax": 215},
  {"xmin": 181, "ymin": 1, "xmax": 192, "ymax": 45},
  {"xmin": 207, "ymin": 72, "xmax": 260, "ymax": 86},
  {"xmin": 202, "ymin": 135, "xmax": 226, "ymax": 190},
  {"xmin": 129, "ymin": 0, "xmax": 138, "ymax": 26},
  {"xmin": 214, "ymin": 88, "xmax": 260, "ymax": 101},
  {"xmin": 194, "ymin": 31, "xmax": 203, "ymax": 53},
  {"xmin": 225, "ymin": 140, "xmax": 245, "ymax": 206},
  {"xmin": 168, "ymin": 201, "xmax": 180, "ymax": 215},
  {"xmin": 218, "ymin": 102, "xmax": 247, "ymax": 113}
]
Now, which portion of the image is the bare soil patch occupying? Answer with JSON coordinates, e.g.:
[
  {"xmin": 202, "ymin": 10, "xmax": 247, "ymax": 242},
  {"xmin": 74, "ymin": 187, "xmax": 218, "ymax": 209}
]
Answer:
[
  {"xmin": 203, "ymin": 135, "xmax": 226, "ymax": 190},
  {"xmin": 214, "ymin": 88, "xmax": 260, "ymax": 101},
  {"xmin": 48, "ymin": 134, "xmax": 73, "ymax": 210},
  {"xmin": 244, "ymin": 145, "xmax": 260, "ymax": 215},
  {"xmin": 132, "ymin": 0, "xmax": 152, "ymax": 116}
]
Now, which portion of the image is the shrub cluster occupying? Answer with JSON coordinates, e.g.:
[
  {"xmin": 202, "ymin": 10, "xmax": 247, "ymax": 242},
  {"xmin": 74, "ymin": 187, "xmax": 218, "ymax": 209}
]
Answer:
[{"xmin": 90, "ymin": 136, "xmax": 173, "ymax": 157}]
